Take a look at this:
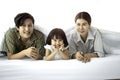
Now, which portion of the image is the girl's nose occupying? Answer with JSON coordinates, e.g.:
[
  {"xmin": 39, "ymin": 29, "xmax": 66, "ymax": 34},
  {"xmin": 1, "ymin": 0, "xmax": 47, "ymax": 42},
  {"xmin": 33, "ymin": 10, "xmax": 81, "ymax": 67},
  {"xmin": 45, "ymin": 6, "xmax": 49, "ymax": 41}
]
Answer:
[{"xmin": 56, "ymin": 40, "xmax": 60, "ymax": 44}]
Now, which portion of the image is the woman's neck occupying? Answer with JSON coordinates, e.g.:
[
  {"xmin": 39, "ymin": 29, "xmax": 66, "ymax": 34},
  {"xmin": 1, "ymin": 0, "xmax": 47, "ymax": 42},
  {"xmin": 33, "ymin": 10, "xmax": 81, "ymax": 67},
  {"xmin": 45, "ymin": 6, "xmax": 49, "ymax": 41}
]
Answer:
[{"xmin": 80, "ymin": 33, "xmax": 88, "ymax": 43}]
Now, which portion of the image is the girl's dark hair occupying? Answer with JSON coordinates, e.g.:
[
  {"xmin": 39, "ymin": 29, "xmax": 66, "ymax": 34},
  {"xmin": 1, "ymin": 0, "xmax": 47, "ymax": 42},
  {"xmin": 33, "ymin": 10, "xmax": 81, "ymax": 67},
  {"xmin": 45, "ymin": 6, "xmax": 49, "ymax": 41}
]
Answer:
[
  {"xmin": 75, "ymin": 11, "xmax": 91, "ymax": 25},
  {"xmin": 46, "ymin": 28, "xmax": 68, "ymax": 47},
  {"xmin": 14, "ymin": 12, "xmax": 34, "ymax": 28}
]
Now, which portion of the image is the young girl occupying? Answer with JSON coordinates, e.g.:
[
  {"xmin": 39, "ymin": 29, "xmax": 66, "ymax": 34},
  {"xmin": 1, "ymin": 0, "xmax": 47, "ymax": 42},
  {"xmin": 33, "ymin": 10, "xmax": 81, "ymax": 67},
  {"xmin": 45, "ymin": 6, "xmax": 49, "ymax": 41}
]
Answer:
[
  {"xmin": 44, "ymin": 28, "xmax": 69, "ymax": 60},
  {"xmin": 69, "ymin": 12, "xmax": 105, "ymax": 63}
]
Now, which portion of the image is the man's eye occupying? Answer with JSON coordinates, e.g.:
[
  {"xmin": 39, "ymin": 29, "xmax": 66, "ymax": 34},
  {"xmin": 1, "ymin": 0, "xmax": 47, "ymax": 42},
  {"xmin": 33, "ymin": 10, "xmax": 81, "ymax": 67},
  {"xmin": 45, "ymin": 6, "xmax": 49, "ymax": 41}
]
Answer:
[
  {"xmin": 77, "ymin": 23, "xmax": 80, "ymax": 26},
  {"xmin": 22, "ymin": 25, "xmax": 26, "ymax": 27},
  {"xmin": 28, "ymin": 25, "xmax": 32, "ymax": 27}
]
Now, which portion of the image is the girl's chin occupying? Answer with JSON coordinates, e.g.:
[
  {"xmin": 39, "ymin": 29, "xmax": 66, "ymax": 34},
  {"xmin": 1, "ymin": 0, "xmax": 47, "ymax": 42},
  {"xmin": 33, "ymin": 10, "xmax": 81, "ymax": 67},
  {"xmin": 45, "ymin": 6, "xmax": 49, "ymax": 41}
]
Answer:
[{"xmin": 55, "ymin": 46, "xmax": 60, "ymax": 48}]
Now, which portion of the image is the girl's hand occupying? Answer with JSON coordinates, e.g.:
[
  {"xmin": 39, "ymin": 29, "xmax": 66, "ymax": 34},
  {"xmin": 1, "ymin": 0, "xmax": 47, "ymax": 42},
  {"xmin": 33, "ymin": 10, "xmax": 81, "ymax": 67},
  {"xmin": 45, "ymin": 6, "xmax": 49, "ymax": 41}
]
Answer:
[
  {"xmin": 59, "ymin": 44, "xmax": 64, "ymax": 51},
  {"xmin": 51, "ymin": 45, "xmax": 59, "ymax": 53}
]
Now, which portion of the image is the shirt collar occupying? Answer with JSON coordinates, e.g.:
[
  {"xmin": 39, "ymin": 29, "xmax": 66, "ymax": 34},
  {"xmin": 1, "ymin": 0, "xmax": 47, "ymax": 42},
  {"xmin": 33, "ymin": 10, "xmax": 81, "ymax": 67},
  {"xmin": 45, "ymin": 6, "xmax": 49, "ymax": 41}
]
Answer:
[{"xmin": 76, "ymin": 29, "xmax": 94, "ymax": 43}]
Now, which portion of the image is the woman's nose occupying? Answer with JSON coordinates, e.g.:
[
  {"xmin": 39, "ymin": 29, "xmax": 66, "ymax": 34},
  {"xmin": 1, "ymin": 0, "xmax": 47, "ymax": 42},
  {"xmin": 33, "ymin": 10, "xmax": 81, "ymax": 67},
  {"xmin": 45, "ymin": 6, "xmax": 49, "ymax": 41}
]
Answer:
[{"xmin": 79, "ymin": 25, "xmax": 84, "ymax": 29}]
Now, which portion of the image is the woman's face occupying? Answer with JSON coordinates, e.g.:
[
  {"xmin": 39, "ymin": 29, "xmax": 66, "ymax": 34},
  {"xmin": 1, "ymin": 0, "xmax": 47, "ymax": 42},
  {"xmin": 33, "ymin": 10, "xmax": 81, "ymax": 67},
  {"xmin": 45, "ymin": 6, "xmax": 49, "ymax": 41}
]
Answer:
[
  {"xmin": 75, "ymin": 19, "xmax": 90, "ymax": 35},
  {"xmin": 51, "ymin": 36, "xmax": 64, "ymax": 48},
  {"xmin": 17, "ymin": 19, "xmax": 34, "ymax": 40}
]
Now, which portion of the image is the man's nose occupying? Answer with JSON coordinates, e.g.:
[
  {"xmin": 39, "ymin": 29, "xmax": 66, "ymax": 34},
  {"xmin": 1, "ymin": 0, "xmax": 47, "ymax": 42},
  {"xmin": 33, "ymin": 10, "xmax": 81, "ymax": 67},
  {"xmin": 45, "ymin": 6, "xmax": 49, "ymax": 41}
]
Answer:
[{"xmin": 25, "ymin": 26, "xmax": 29, "ymax": 31}]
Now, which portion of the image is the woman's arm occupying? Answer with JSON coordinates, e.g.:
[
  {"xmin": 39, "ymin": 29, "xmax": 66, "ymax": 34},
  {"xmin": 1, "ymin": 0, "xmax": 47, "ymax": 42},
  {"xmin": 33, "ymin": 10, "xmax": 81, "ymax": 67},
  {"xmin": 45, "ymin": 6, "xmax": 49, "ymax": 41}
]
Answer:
[
  {"xmin": 69, "ymin": 32, "xmax": 78, "ymax": 59},
  {"xmin": 94, "ymin": 30, "xmax": 105, "ymax": 57}
]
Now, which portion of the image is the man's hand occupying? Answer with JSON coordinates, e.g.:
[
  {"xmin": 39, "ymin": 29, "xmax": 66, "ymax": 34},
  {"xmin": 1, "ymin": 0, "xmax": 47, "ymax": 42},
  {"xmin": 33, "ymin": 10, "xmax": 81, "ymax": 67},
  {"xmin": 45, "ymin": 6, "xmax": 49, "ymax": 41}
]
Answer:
[{"xmin": 24, "ymin": 47, "xmax": 41, "ymax": 60}]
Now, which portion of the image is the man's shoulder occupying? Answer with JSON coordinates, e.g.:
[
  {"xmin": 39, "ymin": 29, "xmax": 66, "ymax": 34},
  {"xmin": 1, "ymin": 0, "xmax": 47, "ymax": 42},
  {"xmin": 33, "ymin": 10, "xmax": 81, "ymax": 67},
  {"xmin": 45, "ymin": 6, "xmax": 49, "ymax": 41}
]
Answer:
[
  {"xmin": 5, "ymin": 28, "xmax": 17, "ymax": 36},
  {"xmin": 33, "ymin": 29, "xmax": 44, "ymax": 37}
]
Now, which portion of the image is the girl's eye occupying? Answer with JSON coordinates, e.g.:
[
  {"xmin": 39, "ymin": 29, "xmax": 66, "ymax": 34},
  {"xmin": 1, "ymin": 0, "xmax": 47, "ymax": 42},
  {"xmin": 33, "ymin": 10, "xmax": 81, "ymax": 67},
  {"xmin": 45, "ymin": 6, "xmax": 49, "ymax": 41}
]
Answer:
[
  {"xmin": 53, "ymin": 39, "xmax": 56, "ymax": 41},
  {"xmin": 59, "ymin": 39, "xmax": 62, "ymax": 41}
]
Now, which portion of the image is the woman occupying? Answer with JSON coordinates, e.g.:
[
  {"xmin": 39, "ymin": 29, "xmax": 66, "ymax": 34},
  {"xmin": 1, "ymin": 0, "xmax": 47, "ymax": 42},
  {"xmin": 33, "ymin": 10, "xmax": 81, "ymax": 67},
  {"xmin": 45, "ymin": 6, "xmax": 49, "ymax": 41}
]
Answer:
[{"xmin": 69, "ymin": 12, "xmax": 104, "ymax": 63}]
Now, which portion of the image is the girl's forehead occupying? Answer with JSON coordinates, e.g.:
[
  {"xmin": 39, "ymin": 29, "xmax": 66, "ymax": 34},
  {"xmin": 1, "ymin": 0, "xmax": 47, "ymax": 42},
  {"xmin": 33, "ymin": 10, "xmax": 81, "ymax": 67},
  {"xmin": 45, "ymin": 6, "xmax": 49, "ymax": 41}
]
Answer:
[{"xmin": 52, "ymin": 35, "xmax": 62, "ymax": 39}]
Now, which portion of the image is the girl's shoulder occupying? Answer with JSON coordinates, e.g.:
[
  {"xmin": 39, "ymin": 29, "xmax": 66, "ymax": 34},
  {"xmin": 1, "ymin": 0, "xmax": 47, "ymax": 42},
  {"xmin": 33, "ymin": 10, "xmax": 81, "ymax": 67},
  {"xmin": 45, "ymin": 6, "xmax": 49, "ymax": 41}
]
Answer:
[{"xmin": 44, "ymin": 44, "xmax": 53, "ymax": 51}]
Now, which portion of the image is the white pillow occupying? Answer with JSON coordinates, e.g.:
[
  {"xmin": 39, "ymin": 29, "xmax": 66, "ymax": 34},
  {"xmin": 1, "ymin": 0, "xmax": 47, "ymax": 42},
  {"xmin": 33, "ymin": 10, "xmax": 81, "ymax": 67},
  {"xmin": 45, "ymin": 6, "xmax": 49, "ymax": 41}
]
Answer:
[{"xmin": 100, "ymin": 29, "xmax": 120, "ymax": 54}]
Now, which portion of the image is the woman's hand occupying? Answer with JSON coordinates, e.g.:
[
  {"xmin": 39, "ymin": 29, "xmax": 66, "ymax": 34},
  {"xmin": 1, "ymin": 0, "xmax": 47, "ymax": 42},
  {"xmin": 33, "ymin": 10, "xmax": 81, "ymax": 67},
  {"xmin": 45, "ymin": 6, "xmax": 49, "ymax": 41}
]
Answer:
[
  {"xmin": 75, "ymin": 51, "xmax": 84, "ymax": 61},
  {"xmin": 75, "ymin": 52, "xmax": 92, "ymax": 63}
]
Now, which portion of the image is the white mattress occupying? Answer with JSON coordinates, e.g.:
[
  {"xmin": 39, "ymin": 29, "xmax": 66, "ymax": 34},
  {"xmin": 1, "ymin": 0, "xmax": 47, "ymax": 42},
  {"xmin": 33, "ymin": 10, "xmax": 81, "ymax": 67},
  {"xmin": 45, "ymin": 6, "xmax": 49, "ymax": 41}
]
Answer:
[{"xmin": 0, "ymin": 54, "xmax": 120, "ymax": 80}]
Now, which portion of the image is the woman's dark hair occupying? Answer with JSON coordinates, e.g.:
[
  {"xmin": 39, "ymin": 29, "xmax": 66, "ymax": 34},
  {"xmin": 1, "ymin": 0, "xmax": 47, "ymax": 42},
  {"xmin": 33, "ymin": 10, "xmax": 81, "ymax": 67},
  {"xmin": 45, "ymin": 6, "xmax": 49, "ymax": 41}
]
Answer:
[
  {"xmin": 14, "ymin": 12, "xmax": 34, "ymax": 28},
  {"xmin": 75, "ymin": 11, "xmax": 91, "ymax": 25},
  {"xmin": 46, "ymin": 28, "xmax": 68, "ymax": 47}
]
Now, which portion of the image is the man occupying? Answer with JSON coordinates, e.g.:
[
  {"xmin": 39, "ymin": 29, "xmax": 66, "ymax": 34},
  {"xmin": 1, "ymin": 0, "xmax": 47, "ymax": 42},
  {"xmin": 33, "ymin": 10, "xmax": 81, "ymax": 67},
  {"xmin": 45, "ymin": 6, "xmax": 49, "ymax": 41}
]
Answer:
[{"xmin": 3, "ymin": 12, "xmax": 45, "ymax": 60}]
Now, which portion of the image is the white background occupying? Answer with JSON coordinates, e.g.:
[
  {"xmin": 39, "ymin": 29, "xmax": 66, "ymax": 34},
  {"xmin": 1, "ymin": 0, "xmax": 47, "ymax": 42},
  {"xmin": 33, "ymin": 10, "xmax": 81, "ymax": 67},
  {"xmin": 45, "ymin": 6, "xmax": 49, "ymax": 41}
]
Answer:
[
  {"xmin": 0, "ymin": 0, "xmax": 120, "ymax": 38},
  {"xmin": 0, "ymin": 0, "xmax": 120, "ymax": 31}
]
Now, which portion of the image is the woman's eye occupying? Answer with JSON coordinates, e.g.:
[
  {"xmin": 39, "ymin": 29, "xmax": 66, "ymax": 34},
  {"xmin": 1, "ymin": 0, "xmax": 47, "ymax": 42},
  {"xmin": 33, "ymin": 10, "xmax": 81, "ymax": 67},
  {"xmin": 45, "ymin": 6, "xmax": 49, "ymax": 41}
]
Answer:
[
  {"xmin": 83, "ymin": 23, "xmax": 86, "ymax": 26},
  {"xmin": 77, "ymin": 23, "xmax": 80, "ymax": 26}
]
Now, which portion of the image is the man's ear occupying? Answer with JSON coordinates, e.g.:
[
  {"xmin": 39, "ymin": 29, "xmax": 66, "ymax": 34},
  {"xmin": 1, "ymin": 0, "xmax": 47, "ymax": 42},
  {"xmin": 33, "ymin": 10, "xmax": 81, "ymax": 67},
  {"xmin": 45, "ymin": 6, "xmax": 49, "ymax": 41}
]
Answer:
[{"xmin": 16, "ymin": 27, "xmax": 19, "ymax": 31}]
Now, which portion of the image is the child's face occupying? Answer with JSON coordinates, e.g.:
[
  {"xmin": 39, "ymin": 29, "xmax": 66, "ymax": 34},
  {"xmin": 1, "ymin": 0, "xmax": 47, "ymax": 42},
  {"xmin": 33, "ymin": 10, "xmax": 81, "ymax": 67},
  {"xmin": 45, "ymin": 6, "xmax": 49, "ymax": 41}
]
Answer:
[
  {"xmin": 51, "ymin": 36, "xmax": 64, "ymax": 48},
  {"xmin": 75, "ymin": 19, "xmax": 90, "ymax": 35}
]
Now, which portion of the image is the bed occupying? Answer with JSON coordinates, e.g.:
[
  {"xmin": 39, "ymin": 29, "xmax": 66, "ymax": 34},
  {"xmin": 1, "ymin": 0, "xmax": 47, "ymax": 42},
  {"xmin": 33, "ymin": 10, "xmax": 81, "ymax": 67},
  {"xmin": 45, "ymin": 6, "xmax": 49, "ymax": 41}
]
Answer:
[{"xmin": 0, "ymin": 27, "xmax": 120, "ymax": 80}]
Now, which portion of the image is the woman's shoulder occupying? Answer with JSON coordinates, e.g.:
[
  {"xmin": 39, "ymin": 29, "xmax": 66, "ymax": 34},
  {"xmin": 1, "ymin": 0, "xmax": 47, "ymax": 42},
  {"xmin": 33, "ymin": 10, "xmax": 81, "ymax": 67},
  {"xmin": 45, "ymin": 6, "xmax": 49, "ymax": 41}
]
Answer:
[
  {"xmin": 90, "ymin": 27, "xmax": 98, "ymax": 31},
  {"xmin": 90, "ymin": 27, "xmax": 100, "ymax": 34},
  {"xmin": 69, "ymin": 27, "xmax": 77, "ymax": 35}
]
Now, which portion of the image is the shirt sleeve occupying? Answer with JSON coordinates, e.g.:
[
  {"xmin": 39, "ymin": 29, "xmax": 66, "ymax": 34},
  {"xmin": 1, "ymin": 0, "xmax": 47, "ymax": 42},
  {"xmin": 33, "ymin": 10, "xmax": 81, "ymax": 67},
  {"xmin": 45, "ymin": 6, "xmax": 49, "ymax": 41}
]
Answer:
[
  {"xmin": 69, "ymin": 32, "xmax": 77, "ymax": 57},
  {"xmin": 3, "ymin": 30, "xmax": 16, "ymax": 54},
  {"xmin": 44, "ymin": 44, "xmax": 52, "ymax": 52},
  {"xmin": 94, "ymin": 29, "xmax": 105, "ymax": 57},
  {"xmin": 35, "ymin": 32, "xmax": 45, "ymax": 57}
]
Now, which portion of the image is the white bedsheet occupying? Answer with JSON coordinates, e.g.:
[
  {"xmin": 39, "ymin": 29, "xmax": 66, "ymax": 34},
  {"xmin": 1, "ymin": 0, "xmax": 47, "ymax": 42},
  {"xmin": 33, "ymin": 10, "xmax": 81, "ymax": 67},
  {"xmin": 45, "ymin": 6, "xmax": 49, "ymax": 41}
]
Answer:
[
  {"xmin": 0, "ymin": 54, "xmax": 120, "ymax": 80},
  {"xmin": 0, "ymin": 27, "xmax": 120, "ymax": 80}
]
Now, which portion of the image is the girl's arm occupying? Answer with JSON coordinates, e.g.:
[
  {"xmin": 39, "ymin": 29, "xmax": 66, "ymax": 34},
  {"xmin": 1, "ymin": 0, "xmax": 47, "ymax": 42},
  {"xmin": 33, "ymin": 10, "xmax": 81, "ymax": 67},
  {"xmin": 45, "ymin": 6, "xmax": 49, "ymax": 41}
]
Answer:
[
  {"xmin": 59, "ymin": 49, "xmax": 69, "ymax": 60},
  {"xmin": 45, "ymin": 49, "xmax": 57, "ymax": 61}
]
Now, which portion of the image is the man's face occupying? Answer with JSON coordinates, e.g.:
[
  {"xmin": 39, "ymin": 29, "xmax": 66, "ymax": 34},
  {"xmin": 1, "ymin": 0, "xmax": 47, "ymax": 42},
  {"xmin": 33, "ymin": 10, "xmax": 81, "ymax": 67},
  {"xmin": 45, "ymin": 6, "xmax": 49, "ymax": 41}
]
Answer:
[{"xmin": 17, "ymin": 19, "xmax": 34, "ymax": 40}]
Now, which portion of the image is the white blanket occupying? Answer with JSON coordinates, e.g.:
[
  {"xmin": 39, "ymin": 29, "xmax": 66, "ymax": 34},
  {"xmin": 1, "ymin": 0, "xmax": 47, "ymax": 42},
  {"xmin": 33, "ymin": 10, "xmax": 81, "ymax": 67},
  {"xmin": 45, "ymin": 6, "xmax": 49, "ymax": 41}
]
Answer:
[{"xmin": 0, "ymin": 54, "xmax": 120, "ymax": 80}]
